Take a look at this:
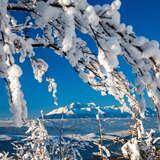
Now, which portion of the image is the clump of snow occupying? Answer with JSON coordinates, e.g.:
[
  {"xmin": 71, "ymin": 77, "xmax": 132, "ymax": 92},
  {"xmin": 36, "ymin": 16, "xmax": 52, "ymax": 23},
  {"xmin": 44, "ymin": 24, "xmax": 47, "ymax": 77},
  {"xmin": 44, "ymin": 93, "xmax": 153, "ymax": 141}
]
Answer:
[
  {"xmin": 0, "ymin": 0, "xmax": 8, "ymax": 15},
  {"xmin": 111, "ymin": 0, "xmax": 121, "ymax": 11},
  {"xmin": 58, "ymin": 0, "xmax": 72, "ymax": 6},
  {"xmin": 3, "ymin": 44, "xmax": 11, "ymax": 55},
  {"xmin": 74, "ymin": 0, "xmax": 88, "ymax": 10},
  {"xmin": 142, "ymin": 41, "xmax": 160, "ymax": 59},
  {"xmin": 98, "ymin": 38, "xmax": 122, "ymax": 72},
  {"xmin": 99, "ymin": 0, "xmax": 121, "ymax": 25},
  {"xmin": 133, "ymin": 36, "xmax": 148, "ymax": 47},
  {"xmin": 19, "ymin": 38, "xmax": 35, "ymax": 63},
  {"xmin": 85, "ymin": 5, "xmax": 99, "ymax": 26},
  {"xmin": 46, "ymin": 77, "xmax": 58, "ymax": 106},
  {"xmin": 97, "ymin": 50, "xmax": 106, "ymax": 72},
  {"xmin": 62, "ymin": 7, "xmax": 75, "ymax": 52},
  {"xmin": 107, "ymin": 37, "xmax": 122, "ymax": 55},
  {"xmin": 121, "ymin": 138, "xmax": 141, "ymax": 160},
  {"xmin": 107, "ymin": 0, "xmax": 121, "ymax": 16},
  {"xmin": 7, "ymin": 64, "xmax": 22, "ymax": 79},
  {"xmin": 111, "ymin": 11, "xmax": 120, "ymax": 25},
  {"xmin": 0, "ymin": 44, "xmax": 7, "ymax": 77},
  {"xmin": 35, "ymin": 2, "xmax": 61, "ymax": 27},
  {"xmin": 118, "ymin": 23, "xmax": 126, "ymax": 33},
  {"xmin": 126, "ymin": 25, "xmax": 133, "ymax": 34},
  {"xmin": 31, "ymin": 58, "xmax": 48, "ymax": 83},
  {"xmin": 7, "ymin": 64, "xmax": 27, "ymax": 127}
]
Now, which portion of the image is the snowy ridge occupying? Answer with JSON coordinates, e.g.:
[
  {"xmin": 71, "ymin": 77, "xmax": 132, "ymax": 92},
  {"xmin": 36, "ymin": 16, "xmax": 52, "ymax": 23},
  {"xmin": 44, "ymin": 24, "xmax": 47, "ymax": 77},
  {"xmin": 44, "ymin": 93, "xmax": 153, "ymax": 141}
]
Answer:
[
  {"xmin": 45, "ymin": 102, "xmax": 156, "ymax": 118},
  {"xmin": 46, "ymin": 106, "xmax": 74, "ymax": 115}
]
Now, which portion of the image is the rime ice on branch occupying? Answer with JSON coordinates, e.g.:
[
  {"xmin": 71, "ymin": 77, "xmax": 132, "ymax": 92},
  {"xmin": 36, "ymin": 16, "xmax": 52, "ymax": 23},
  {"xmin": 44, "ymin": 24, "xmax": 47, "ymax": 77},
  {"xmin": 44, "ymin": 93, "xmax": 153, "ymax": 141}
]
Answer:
[
  {"xmin": 31, "ymin": 58, "xmax": 48, "ymax": 83},
  {"xmin": 0, "ymin": 0, "xmax": 160, "ymax": 126},
  {"xmin": 46, "ymin": 77, "xmax": 58, "ymax": 106},
  {"xmin": 13, "ymin": 119, "xmax": 50, "ymax": 160},
  {"xmin": 0, "ymin": 0, "xmax": 27, "ymax": 127}
]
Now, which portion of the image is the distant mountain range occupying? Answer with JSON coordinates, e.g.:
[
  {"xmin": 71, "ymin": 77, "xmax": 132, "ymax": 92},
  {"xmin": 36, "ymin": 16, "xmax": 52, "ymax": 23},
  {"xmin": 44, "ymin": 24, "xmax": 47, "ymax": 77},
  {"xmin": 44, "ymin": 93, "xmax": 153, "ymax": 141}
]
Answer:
[{"xmin": 44, "ymin": 102, "xmax": 156, "ymax": 119}]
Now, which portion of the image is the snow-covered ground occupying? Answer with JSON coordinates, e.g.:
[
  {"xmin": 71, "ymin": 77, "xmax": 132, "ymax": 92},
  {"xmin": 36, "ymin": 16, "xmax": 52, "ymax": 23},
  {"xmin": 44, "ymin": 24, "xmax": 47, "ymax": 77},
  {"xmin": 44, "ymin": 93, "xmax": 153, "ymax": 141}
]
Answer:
[
  {"xmin": 0, "ymin": 117, "xmax": 159, "ymax": 159},
  {"xmin": 0, "ymin": 117, "xmax": 158, "ymax": 140}
]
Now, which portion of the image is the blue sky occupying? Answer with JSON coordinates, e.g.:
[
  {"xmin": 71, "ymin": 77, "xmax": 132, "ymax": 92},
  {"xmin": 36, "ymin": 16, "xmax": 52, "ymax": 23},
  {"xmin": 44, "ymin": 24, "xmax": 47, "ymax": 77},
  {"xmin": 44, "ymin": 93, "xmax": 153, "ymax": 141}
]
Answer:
[{"xmin": 0, "ymin": 0, "xmax": 160, "ymax": 118}]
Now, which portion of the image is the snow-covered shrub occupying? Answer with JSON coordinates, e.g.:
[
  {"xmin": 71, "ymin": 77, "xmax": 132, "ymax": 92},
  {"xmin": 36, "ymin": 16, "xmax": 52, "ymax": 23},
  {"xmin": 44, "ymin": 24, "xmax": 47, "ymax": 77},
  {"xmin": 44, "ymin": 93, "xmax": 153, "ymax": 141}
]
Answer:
[
  {"xmin": 0, "ymin": 152, "xmax": 11, "ymax": 160},
  {"xmin": 13, "ymin": 119, "xmax": 50, "ymax": 160},
  {"xmin": 121, "ymin": 128, "xmax": 160, "ymax": 160},
  {"xmin": 121, "ymin": 137, "xmax": 142, "ymax": 160},
  {"xmin": 47, "ymin": 111, "xmax": 88, "ymax": 160},
  {"xmin": 49, "ymin": 137, "xmax": 85, "ymax": 160},
  {"xmin": 93, "ymin": 108, "xmax": 111, "ymax": 160},
  {"xmin": 11, "ymin": 115, "xmax": 86, "ymax": 160}
]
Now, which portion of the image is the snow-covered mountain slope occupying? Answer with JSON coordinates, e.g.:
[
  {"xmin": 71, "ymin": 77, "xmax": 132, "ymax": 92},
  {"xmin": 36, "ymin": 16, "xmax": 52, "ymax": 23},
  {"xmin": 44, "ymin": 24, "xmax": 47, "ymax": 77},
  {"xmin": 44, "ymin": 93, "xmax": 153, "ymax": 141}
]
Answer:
[
  {"xmin": 47, "ymin": 106, "xmax": 74, "ymax": 115},
  {"xmin": 45, "ymin": 103, "xmax": 156, "ymax": 119}
]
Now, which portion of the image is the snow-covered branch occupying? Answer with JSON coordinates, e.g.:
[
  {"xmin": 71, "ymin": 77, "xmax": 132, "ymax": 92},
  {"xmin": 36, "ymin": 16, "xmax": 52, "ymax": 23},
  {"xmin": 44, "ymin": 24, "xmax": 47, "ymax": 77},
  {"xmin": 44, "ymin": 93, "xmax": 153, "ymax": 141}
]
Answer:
[{"xmin": 0, "ymin": 0, "xmax": 160, "ymax": 125}]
